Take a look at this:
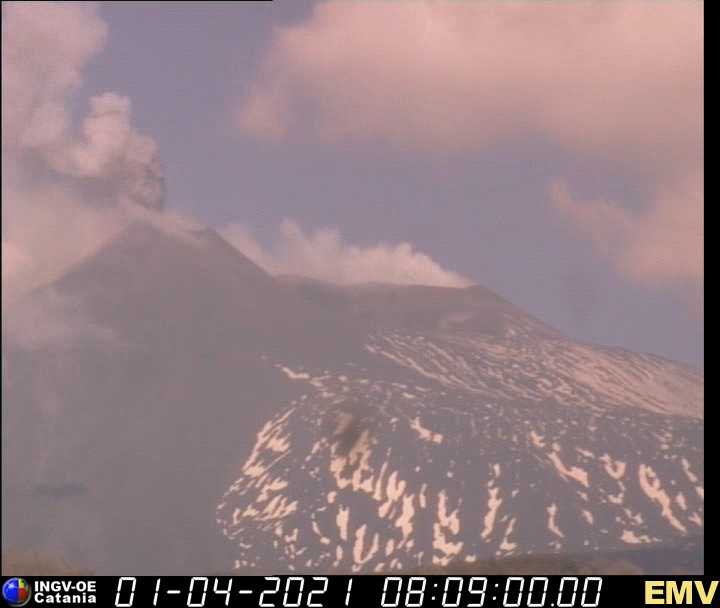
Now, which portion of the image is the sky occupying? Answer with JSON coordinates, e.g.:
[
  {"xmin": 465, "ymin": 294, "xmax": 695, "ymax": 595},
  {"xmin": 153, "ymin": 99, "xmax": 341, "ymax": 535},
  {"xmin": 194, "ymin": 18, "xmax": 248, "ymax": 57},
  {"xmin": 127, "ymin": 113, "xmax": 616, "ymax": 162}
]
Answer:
[{"xmin": 2, "ymin": 1, "xmax": 703, "ymax": 367}]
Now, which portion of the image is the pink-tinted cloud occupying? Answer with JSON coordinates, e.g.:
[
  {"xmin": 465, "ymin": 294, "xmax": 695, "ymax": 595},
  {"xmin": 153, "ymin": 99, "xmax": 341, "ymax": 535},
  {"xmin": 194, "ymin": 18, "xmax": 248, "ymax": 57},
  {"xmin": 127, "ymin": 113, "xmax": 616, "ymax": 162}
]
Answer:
[
  {"xmin": 239, "ymin": 2, "xmax": 703, "ymax": 286},
  {"xmin": 551, "ymin": 171, "xmax": 703, "ymax": 286}
]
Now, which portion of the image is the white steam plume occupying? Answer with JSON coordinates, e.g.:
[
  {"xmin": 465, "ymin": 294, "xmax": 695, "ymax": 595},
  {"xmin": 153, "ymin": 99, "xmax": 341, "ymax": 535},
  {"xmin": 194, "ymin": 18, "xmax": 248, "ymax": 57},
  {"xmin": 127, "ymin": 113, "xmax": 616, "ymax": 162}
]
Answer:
[{"xmin": 222, "ymin": 220, "xmax": 473, "ymax": 288}]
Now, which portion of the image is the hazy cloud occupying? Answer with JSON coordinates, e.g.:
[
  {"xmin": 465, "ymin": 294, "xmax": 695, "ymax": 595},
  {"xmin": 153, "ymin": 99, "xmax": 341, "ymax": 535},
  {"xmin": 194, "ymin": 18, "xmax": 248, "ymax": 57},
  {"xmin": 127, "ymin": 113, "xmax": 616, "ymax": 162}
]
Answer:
[
  {"xmin": 551, "ymin": 172, "xmax": 703, "ymax": 288},
  {"xmin": 2, "ymin": 2, "xmax": 165, "ymax": 304},
  {"xmin": 238, "ymin": 2, "xmax": 702, "ymax": 287},
  {"xmin": 222, "ymin": 220, "xmax": 473, "ymax": 288},
  {"xmin": 3, "ymin": 290, "xmax": 118, "ymax": 352}
]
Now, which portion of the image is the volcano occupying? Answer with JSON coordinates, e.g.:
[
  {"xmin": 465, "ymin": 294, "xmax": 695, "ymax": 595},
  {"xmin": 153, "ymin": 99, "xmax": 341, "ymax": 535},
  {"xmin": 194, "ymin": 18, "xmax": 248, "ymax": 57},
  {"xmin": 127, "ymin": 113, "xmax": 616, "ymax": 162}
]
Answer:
[{"xmin": 2, "ymin": 219, "xmax": 703, "ymax": 574}]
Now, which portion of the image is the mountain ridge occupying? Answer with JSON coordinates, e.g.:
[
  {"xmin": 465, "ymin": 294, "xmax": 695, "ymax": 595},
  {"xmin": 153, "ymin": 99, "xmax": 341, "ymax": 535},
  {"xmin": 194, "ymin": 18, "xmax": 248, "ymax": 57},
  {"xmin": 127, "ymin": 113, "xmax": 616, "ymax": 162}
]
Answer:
[{"xmin": 2, "ymin": 218, "xmax": 703, "ymax": 574}]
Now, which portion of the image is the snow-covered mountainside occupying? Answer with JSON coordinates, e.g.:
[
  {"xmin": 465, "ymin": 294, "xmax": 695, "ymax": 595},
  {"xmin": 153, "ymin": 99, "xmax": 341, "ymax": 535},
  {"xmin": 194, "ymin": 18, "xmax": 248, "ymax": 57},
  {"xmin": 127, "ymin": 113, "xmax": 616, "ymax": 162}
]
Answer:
[
  {"xmin": 217, "ymin": 282, "xmax": 703, "ymax": 573},
  {"xmin": 2, "ymin": 221, "xmax": 702, "ymax": 574}
]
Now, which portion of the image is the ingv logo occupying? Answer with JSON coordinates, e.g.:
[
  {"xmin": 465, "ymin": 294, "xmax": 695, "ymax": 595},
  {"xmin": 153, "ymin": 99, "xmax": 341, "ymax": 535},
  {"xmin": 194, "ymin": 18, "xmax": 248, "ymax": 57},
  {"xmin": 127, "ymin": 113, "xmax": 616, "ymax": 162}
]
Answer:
[{"xmin": 645, "ymin": 581, "xmax": 718, "ymax": 605}]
